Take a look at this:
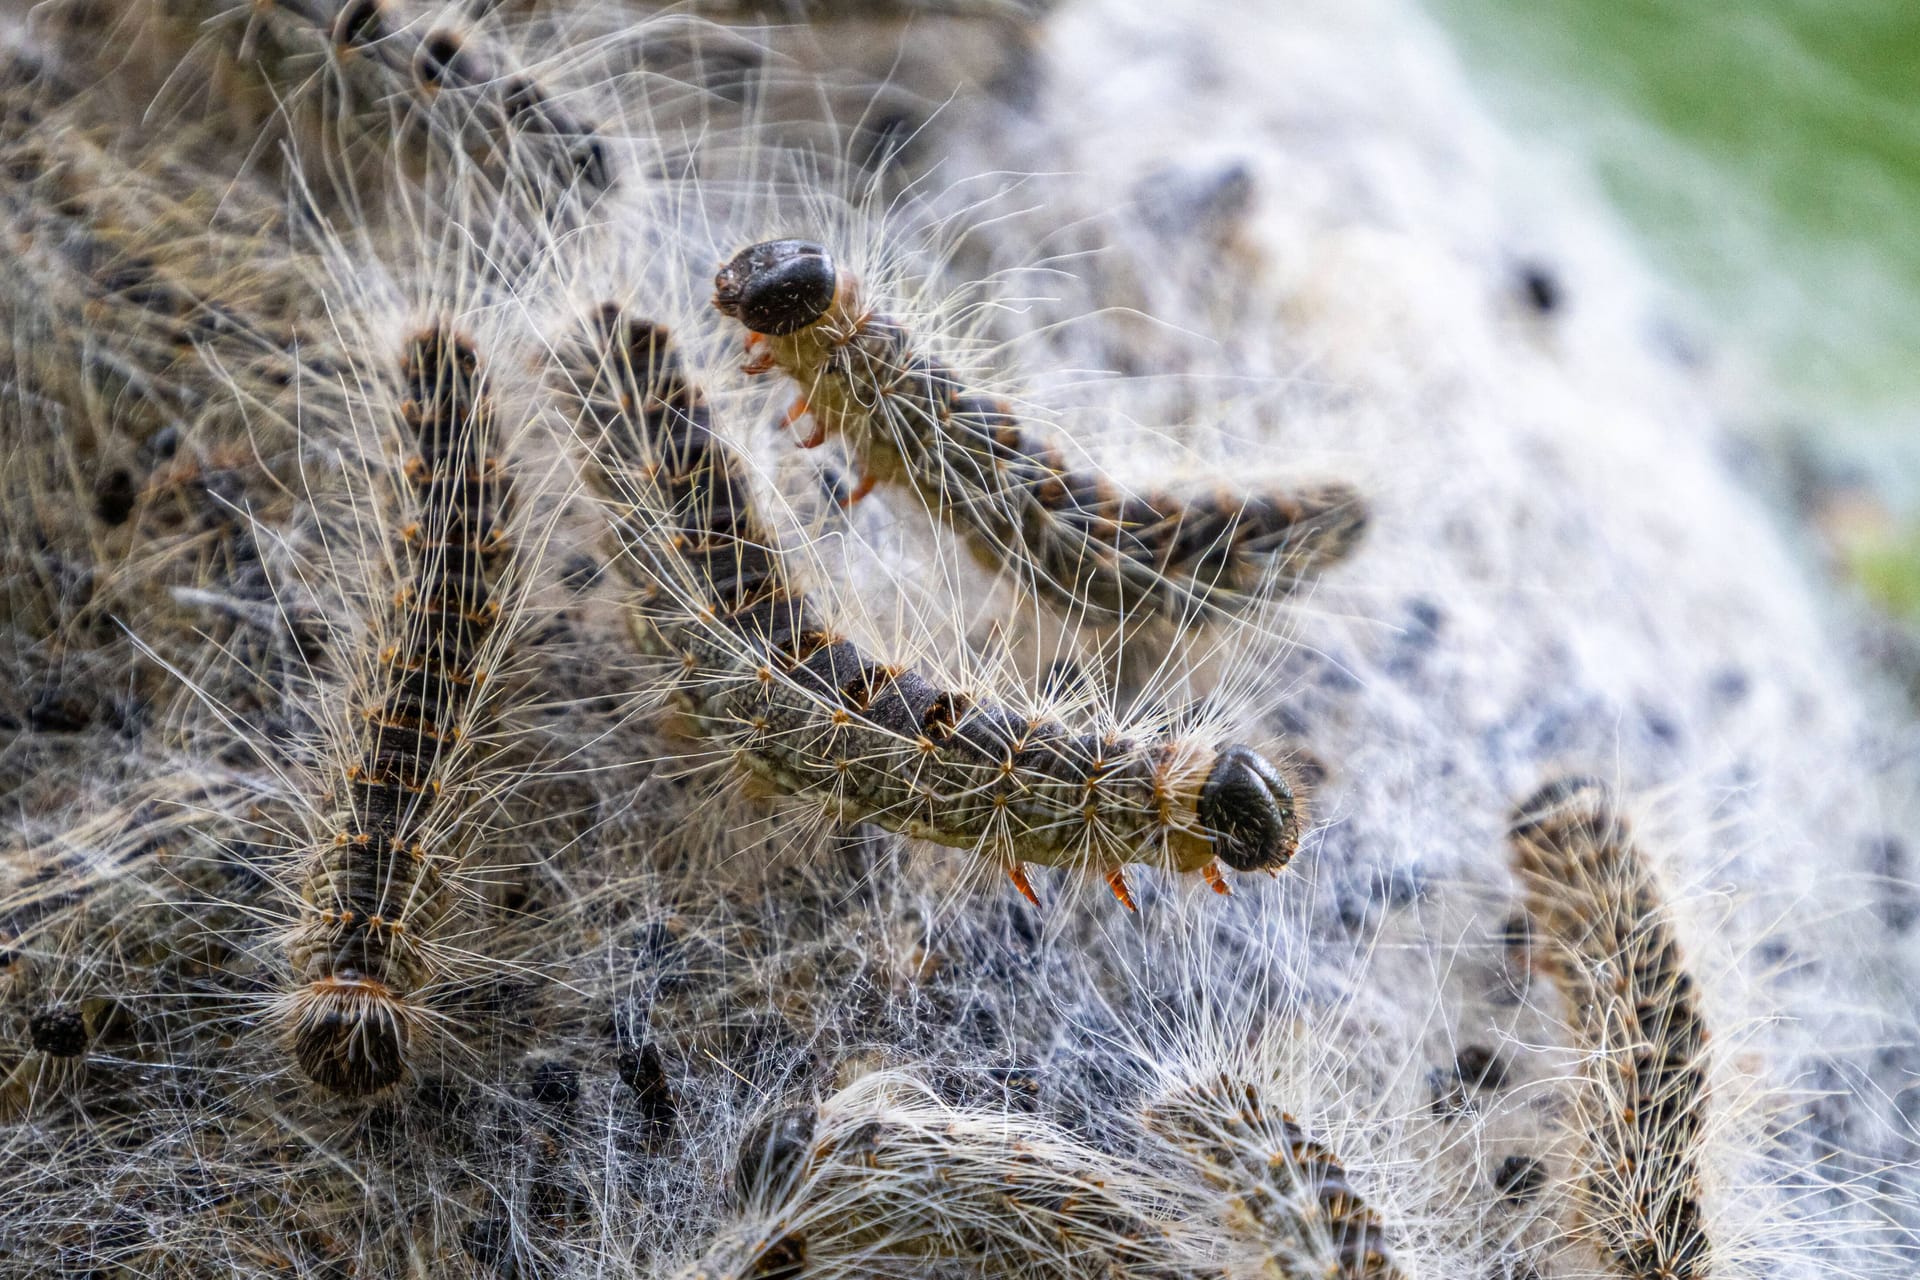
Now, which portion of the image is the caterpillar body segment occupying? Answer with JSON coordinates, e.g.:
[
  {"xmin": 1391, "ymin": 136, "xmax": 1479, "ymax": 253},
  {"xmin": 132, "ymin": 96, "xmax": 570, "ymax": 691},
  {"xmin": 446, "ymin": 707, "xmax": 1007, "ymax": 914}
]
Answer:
[
  {"xmin": 1508, "ymin": 779, "xmax": 1714, "ymax": 1280},
  {"xmin": 689, "ymin": 1070, "xmax": 1200, "ymax": 1280},
  {"xmin": 1147, "ymin": 1072, "xmax": 1402, "ymax": 1280},
  {"xmin": 562, "ymin": 304, "xmax": 1301, "ymax": 902},
  {"xmin": 282, "ymin": 326, "xmax": 518, "ymax": 1096},
  {"xmin": 712, "ymin": 238, "xmax": 1367, "ymax": 629}
]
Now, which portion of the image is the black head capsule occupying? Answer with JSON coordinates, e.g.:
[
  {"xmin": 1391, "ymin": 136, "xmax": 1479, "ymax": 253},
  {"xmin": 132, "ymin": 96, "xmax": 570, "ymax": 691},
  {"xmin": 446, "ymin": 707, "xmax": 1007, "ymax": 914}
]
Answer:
[
  {"xmin": 331, "ymin": 0, "xmax": 387, "ymax": 49},
  {"xmin": 714, "ymin": 240, "xmax": 837, "ymax": 336},
  {"xmin": 1199, "ymin": 745, "xmax": 1300, "ymax": 872},
  {"xmin": 732, "ymin": 1104, "xmax": 817, "ymax": 1209},
  {"xmin": 1507, "ymin": 774, "xmax": 1611, "ymax": 841}
]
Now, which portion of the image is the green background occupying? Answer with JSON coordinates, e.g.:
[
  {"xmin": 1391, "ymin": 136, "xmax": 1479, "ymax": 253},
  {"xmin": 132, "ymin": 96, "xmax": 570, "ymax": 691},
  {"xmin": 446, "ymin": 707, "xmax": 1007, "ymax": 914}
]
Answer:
[{"xmin": 1425, "ymin": 0, "xmax": 1920, "ymax": 497}]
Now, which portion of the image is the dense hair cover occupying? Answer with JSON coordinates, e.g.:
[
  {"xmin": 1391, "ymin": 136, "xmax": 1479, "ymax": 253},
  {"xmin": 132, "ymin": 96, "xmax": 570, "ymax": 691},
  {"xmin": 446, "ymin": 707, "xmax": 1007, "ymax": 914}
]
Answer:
[{"xmin": 0, "ymin": 1, "xmax": 1914, "ymax": 1277}]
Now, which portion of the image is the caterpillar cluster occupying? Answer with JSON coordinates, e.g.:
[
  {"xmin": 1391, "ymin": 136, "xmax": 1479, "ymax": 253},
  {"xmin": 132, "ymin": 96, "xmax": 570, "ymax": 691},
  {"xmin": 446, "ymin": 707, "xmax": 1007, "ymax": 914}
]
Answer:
[
  {"xmin": 560, "ymin": 305, "xmax": 1301, "ymax": 907},
  {"xmin": 0, "ymin": 0, "xmax": 1913, "ymax": 1276},
  {"xmin": 712, "ymin": 238, "xmax": 1369, "ymax": 629},
  {"xmin": 282, "ymin": 325, "xmax": 520, "ymax": 1096}
]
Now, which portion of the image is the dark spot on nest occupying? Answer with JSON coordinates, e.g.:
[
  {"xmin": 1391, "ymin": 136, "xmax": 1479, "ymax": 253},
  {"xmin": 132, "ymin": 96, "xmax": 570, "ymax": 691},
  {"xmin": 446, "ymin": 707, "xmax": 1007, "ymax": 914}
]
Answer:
[
  {"xmin": 615, "ymin": 1042, "xmax": 675, "ymax": 1148},
  {"xmin": 92, "ymin": 468, "xmax": 137, "ymax": 526},
  {"xmin": 28, "ymin": 1005, "xmax": 89, "ymax": 1058},
  {"xmin": 1493, "ymin": 1153, "xmax": 1545, "ymax": 1202},
  {"xmin": 1516, "ymin": 262, "xmax": 1563, "ymax": 315},
  {"xmin": 525, "ymin": 1060, "xmax": 581, "ymax": 1109}
]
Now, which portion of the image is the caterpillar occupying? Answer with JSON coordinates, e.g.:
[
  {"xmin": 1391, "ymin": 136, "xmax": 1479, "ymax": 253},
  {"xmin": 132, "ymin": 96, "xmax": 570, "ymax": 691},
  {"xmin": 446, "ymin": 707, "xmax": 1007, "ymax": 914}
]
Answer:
[
  {"xmin": 0, "ymin": 78, "xmax": 327, "ymax": 463},
  {"xmin": 49, "ymin": 0, "xmax": 612, "ymax": 210},
  {"xmin": 1507, "ymin": 778, "xmax": 1713, "ymax": 1280},
  {"xmin": 1146, "ymin": 1072, "xmax": 1403, "ymax": 1280},
  {"xmin": 690, "ymin": 1069, "xmax": 1200, "ymax": 1280},
  {"xmin": 711, "ymin": 238, "xmax": 1368, "ymax": 629},
  {"xmin": 281, "ymin": 325, "xmax": 519, "ymax": 1096},
  {"xmin": 560, "ymin": 303, "xmax": 1302, "ymax": 909}
]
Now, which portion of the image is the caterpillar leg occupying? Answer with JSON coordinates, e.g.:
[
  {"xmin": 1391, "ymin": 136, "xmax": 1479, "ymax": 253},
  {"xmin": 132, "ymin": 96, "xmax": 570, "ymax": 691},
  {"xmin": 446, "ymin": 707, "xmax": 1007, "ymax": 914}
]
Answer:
[
  {"xmin": 742, "ymin": 333, "xmax": 777, "ymax": 376},
  {"xmin": 837, "ymin": 471, "xmax": 877, "ymax": 508},
  {"xmin": 779, "ymin": 396, "xmax": 825, "ymax": 448}
]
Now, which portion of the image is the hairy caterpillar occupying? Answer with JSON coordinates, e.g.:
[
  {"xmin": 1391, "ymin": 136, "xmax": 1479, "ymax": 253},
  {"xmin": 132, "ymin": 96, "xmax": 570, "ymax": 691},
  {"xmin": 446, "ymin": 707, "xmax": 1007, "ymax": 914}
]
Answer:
[
  {"xmin": 560, "ymin": 304, "xmax": 1301, "ymax": 908},
  {"xmin": 2, "ymin": 0, "xmax": 1917, "ymax": 1274},
  {"xmin": 711, "ymin": 238, "xmax": 1368, "ymax": 628},
  {"xmin": 691, "ymin": 1069, "xmax": 1200, "ymax": 1280},
  {"xmin": 0, "ymin": 81, "xmax": 327, "ymax": 463},
  {"xmin": 1507, "ymin": 779, "xmax": 1713, "ymax": 1280},
  {"xmin": 1146, "ymin": 1072, "xmax": 1402, "ymax": 1280},
  {"xmin": 51, "ymin": 0, "xmax": 612, "ymax": 210},
  {"xmin": 281, "ymin": 325, "xmax": 519, "ymax": 1095}
]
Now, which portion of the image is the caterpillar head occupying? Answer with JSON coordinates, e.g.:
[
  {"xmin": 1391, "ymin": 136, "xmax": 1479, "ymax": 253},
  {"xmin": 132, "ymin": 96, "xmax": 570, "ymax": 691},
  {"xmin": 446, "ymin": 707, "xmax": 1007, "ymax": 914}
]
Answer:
[
  {"xmin": 287, "ymin": 973, "xmax": 412, "ymax": 1096},
  {"xmin": 733, "ymin": 1103, "xmax": 818, "ymax": 1209},
  {"xmin": 1200, "ymin": 745, "xmax": 1300, "ymax": 872},
  {"xmin": 714, "ymin": 239, "xmax": 838, "ymax": 336},
  {"xmin": 1508, "ymin": 774, "xmax": 1614, "ymax": 848}
]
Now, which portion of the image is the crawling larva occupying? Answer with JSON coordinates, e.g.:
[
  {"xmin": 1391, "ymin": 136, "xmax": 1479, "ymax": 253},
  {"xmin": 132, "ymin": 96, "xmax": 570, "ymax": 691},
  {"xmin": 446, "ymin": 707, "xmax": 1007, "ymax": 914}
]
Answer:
[
  {"xmin": 3, "ymin": 1, "xmax": 1916, "ymax": 1274},
  {"xmin": 1146, "ymin": 1072, "xmax": 1402, "ymax": 1280},
  {"xmin": 560, "ymin": 304, "xmax": 1301, "ymax": 908},
  {"xmin": 47, "ymin": 0, "xmax": 612, "ymax": 213},
  {"xmin": 282, "ymin": 326, "xmax": 520, "ymax": 1095},
  {"xmin": 712, "ymin": 238, "xmax": 1368, "ymax": 628},
  {"xmin": 1507, "ymin": 779, "xmax": 1713, "ymax": 1280},
  {"xmin": 689, "ymin": 1068, "xmax": 1201, "ymax": 1280}
]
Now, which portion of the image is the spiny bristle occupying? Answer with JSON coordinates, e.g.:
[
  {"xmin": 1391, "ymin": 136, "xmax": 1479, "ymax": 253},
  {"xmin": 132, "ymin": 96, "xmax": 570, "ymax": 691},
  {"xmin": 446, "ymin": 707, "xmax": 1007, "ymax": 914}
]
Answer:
[{"xmin": 1509, "ymin": 779, "xmax": 1714, "ymax": 1280}]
